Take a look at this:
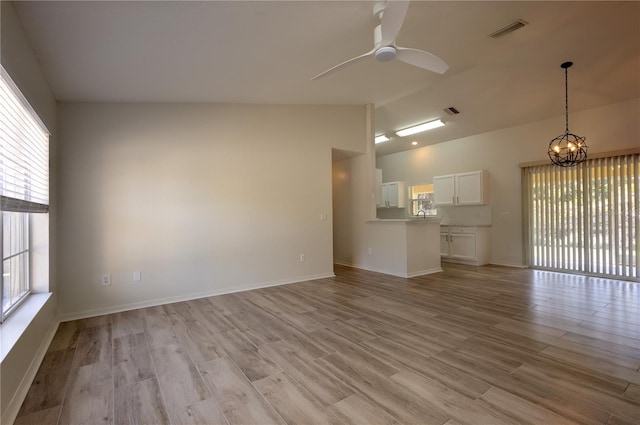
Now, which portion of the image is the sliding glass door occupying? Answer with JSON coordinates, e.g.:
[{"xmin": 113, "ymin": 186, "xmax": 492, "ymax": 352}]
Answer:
[{"xmin": 524, "ymin": 153, "xmax": 639, "ymax": 280}]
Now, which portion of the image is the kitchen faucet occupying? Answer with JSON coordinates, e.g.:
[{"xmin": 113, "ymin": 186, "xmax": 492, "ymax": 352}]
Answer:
[{"xmin": 417, "ymin": 210, "xmax": 427, "ymax": 219}]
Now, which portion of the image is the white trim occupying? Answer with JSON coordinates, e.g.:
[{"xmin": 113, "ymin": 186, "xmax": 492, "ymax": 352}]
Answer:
[
  {"xmin": 1, "ymin": 293, "xmax": 52, "ymax": 361},
  {"xmin": 489, "ymin": 261, "xmax": 528, "ymax": 268},
  {"xmin": 406, "ymin": 267, "xmax": 443, "ymax": 278},
  {"xmin": 348, "ymin": 262, "xmax": 441, "ymax": 279},
  {"xmin": 349, "ymin": 263, "xmax": 402, "ymax": 277},
  {"xmin": 58, "ymin": 273, "xmax": 335, "ymax": 322},
  {"xmin": 1, "ymin": 319, "xmax": 58, "ymax": 425},
  {"xmin": 333, "ymin": 260, "xmax": 353, "ymax": 267}
]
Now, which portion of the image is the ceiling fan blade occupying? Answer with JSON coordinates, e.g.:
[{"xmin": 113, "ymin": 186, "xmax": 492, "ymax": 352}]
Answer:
[
  {"xmin": 379, "ymin": 0, "xmax": 410, "ymax": 46},
  {"xmin": 396, "ymin": 46, "xmax": 448, "ymax": 74},
  {"xmin": 311, "ymin": 49, "xmax": 376, "ymax": 80}
]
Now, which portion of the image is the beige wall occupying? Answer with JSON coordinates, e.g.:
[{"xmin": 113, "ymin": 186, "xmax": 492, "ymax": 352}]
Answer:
[
  {"xmin": 331, "ymin": 103, "xmax": 382, "ymax": 272},
  {"xmin": 1, "ymin": 1, "xmax": 59, "ymax": 423},
  {"xmin": 57, "ymin": 102, "xmax": 368, "ymax": 319},
  {"xmin": 332, "ymin": 157, "xmax": 354, "ymax": 265},
  {"xmin": 333, "ymin": 149, "xmax": 388, "ymax": 273},
  {"xmin": 376, "ymin": 98, "xmax": 640, "ymax": 266}
]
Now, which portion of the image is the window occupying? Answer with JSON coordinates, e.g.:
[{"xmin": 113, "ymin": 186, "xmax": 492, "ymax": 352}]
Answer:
[
  {"xmin": 0, "ymin": 66, "xmax": 49, "ymax": 322},
  {"xmin": 524, "ymin": 153, "xmax": 639, "ymax": 280},
  {"xmin": 2, "ymin": 212, "xmax": 29, "ymax": 318},
  {"xmin": 410, "ymin": 184, "xmax": 437, "ymax": 216}
]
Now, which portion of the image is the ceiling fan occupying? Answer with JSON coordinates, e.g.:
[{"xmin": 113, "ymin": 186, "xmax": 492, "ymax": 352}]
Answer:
[{"xmin": 311, "ymin": 0, "xmax": 448, "ymax": 81}]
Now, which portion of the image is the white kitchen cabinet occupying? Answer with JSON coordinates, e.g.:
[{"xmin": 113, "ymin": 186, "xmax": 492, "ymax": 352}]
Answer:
[
  {"xmin": 378, "ymin": 181, "xmax": 407, "ymax": 208},
  {"xmin": 433, "ymin": 170, "xmax": 488, "ymax": 206},
  {"xmin": 440, "ymin": 226, "xmax": 490, "ymax": 266}
]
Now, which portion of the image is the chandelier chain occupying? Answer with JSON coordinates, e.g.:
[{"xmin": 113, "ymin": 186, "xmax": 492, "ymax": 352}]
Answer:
[{"xmin": 564, "ymin": 65, "xmax": 569, "ymax": 133}]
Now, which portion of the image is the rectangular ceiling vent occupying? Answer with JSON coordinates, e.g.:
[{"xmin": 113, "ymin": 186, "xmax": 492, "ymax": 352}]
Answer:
[
  {"xmin": 444, "ymin": 106, "xmax": 460, "ymax": 115},
  {"xmin": 489, "ymin": 19, "xmax": 528, "ymax": 38}
]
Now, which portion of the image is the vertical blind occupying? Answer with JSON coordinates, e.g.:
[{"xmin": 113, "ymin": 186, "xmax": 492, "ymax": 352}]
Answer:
[
  {"xmin": 525, "ymin": 153, "xmax": 639, "ymax": 280},
  {"xmin": 0, "ymin": 66, "xmax": 49, "ymax": 213}
]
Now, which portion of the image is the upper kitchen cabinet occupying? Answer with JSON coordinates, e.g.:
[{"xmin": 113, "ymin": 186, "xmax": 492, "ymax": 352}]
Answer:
[
  {"xmin": 433, "ymin": 170, "xmax": 488, "ymax": 206},
  {"xmin": 378, "ymin": 181, "xmax": 407, "ymax": 208}
]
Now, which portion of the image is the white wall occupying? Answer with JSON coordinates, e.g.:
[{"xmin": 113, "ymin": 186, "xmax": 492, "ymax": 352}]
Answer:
[
  {"xmin": 57, "ymin": 103, "xmax": 368, "ymax": 319},
  {"xmin": 376, "ymin": 98, "xmax": 640, "ymax": 267},
  {"xmin": 1, "ymin": 1, "xmax": 59, "ymax": 423}
]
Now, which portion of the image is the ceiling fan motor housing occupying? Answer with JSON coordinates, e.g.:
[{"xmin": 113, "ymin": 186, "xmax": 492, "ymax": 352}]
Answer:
[
  {"xmin": 375, "ymin": 46, "xmax": 397, "ymax": 62},
  {"xmin": 372, "ymin": 24, "xmax": 397, "ymax": 62}
]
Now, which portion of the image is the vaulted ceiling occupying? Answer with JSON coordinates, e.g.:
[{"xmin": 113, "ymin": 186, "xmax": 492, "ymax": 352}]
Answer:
[{"xmin": 13, "ymin": 1, "xmax": 640, "ymax": 156}]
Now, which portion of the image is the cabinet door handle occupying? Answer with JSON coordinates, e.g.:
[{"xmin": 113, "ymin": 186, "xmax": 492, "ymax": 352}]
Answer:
[{"xmin": 452, "ymin": 196, "xmax": 455, "ymax": 204}]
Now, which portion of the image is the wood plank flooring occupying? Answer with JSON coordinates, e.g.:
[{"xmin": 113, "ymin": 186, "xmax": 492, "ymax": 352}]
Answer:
[{"xmin": 15, "ymin": 264, "xmax": 640, "ymax": 425}]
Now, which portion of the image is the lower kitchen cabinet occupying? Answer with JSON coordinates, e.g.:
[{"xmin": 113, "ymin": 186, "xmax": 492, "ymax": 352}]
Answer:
[{"xmin": 440, "ymin": 226, "xmax": 490, "ymax": 266}]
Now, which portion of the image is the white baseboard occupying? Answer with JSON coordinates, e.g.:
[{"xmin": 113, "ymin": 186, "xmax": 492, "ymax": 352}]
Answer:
[
  {"xmin": 58, "ymin": 272, "xmax": 335, "ymax": 322},
  {"xmin": 348, "ymin": 263, "xmax": 397, "ymax": 277},
  {"xmin": 489, "ymin": 261, "xmax": 527, "ymax": 268},
  {"xmin": 406, "ymin": 267, "xmax": 443, "ymax": 278},
  {"xmin": 347, "ymin": 260, "xmax": 443, "ymax": 279},
  {"xmin": 2, "ymin": 320, "xmax": 59, "ymax": 425}
]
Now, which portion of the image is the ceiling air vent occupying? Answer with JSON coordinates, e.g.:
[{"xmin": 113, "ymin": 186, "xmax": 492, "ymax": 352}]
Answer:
[
  {"xmin": 489, "ymin": 19, "xmax": 528, "ymax": 38},
  {"xmin": 444, "ymin": 107, "xmax": 460, "ymax": 115}
]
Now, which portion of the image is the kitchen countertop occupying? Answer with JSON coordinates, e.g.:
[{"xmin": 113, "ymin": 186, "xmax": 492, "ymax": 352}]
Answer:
[
  {"xmin": 367, "ymin": 218, "xmax": 441, "ymax": 223},
  {"xmin": 440, "ymin": 223, "xmax": 492, "ymax": 227}
]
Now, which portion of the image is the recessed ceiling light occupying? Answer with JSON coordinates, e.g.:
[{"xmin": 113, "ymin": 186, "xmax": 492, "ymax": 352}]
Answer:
[
  {"xmin": 375, "ymin": 134, "xmax": 390, "ymax": 144},
  {"xmin": 411, "ymin": 141, "xmax": 418, "ymax": 146},
  {"xmin": 395, "ymin": 119, "xmax": 445, "ymax": 137}
]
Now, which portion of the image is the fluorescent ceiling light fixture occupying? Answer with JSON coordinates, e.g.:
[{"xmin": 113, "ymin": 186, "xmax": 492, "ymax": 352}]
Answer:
[
  {"xmin": 395, "ymin": 119, "xmax": 445, "ymax": 137},
  {"xmin": 375, "ymin": 134, "xmax": 390, "ymax": 144}
]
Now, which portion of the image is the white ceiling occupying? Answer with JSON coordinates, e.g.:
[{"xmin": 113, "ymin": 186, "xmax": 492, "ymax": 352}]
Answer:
[{"xmin": 13, "ymin": 1, "xmax": 640, "ymax": 156}]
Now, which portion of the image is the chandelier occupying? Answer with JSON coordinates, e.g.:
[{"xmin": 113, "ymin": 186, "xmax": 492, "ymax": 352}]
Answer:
[{"xmin": 548, "ymin": 61, "xmax": 587, "ymax": 167}]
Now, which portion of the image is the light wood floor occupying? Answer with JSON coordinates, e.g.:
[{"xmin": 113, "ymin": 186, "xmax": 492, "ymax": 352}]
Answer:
[{"xmin": 15, "ymin": 264, "xmax": 640, "ymax": 425}]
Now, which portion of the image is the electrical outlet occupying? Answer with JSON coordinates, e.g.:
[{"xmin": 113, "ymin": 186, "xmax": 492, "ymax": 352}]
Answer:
[
  {"xmin": 368, "ymin": 247, "xmax": 372, "ymax": 255},
  {"xmin": 133, "ymin": 271, "xmax": 141, "ymax": 282},
  {"xmin": 101, "ymin": 273, "xmax": 111, "ymax": 286},
  {"xmin": 300, "ymin": 254, "xmax": 305, "ymax": 262}
]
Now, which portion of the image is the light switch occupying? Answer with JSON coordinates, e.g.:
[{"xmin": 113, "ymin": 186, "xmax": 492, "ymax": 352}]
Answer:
[{"xmin": 133, "ymin": 271, "xmax": 141, "ymax": 281}]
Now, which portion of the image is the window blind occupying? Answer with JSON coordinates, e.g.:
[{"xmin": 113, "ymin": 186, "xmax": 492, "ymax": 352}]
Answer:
[
  {"xmin": 525, "ymin": 153, "xmax": 639, "ymax": 280},
  {"xmin": 0, "ymin": 66, "xmax": 49, "ymax": 213}
]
